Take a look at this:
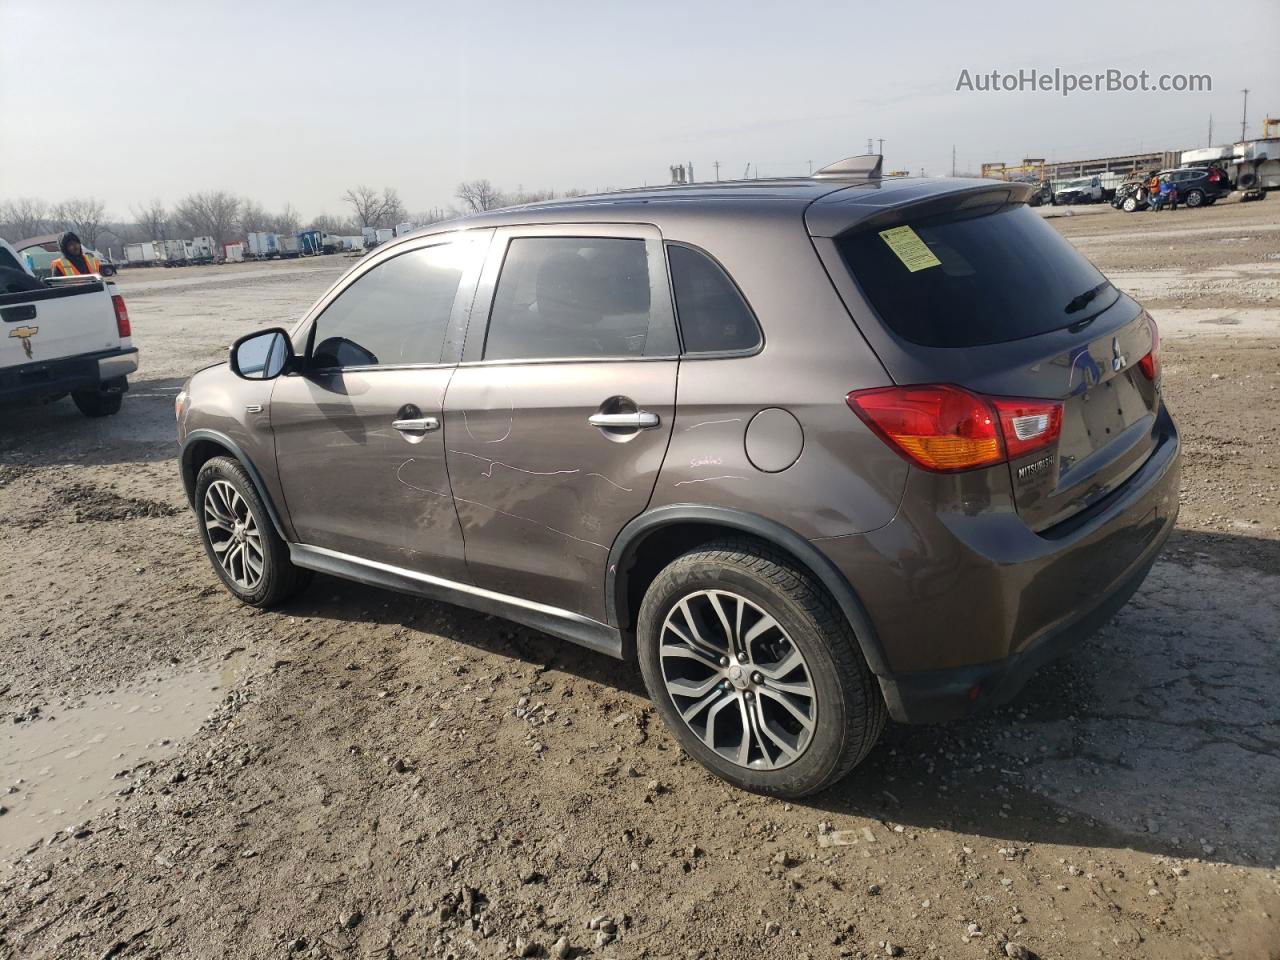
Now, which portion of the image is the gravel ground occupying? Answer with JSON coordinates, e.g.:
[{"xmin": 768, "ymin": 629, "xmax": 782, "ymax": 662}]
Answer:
[{"xmin": 1, "ymin": 198, "xmax": 1278, "ymax": 960}]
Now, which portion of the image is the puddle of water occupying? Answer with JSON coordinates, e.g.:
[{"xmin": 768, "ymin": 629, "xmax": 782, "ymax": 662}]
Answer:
[{"xmin": 0, "ymin": 668, "xmax": 228, "ymax": 865}]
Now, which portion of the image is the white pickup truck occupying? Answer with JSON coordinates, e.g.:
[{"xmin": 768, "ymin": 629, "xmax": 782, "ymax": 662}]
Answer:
[{"xmin": 0, "ymin": 238, "xmax": 139, "ymax": 417}]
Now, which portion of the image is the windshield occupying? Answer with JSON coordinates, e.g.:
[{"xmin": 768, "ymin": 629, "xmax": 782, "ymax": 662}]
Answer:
[{"xmin": 836, "ymin": 202, "xmax": 1118, "ymax": 348}]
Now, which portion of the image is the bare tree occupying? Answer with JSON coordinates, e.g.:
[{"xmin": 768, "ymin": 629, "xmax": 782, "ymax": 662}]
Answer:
[
  {"xmin": 130, "ymin": 199, "xmax": 170, "ymax": 241},
  {"xmin": 0, "ymin": 197, "xmax": 50, "ymax": 242},
  {"xmin": 342, "ymin": 185, "xmax": 403, "ymax": 229},
  {"xmin": 455, "ymin": 179, "xmax": 504, "ymax": 214},
  {"xmin": 275, "ymin": 203, "xmax": 301, "ymax": 234},
  {"xmin": 174, "ymin": 191, "xmax": 240, "ymax": 249},
  {"xmin": 49, "ymin": 197, "xmax": 108, "ymax": 250},
  {"xmin": 238, "ymin": 198, "xmax": 271, "ymax": 236},
  {"xmin": 312, "ymin": 212, "xmax": 356, "ymax": 236},
  {"xmin": 415, "ymin": 207, "xmax": 452, "ymax": 226}
]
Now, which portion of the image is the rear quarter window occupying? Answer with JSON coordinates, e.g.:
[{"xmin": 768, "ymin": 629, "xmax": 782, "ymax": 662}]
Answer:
[
  {"xmin": 666, "ymin": 243, "xmax": 761, "ymax": 354},
  {"xmin": 837, "ymin": 202, "xmax": 1116, "ymax": 348}
]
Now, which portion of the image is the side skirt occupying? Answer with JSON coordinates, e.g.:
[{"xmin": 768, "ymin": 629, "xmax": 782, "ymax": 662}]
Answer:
[{"xmin": 289, "ymin": 543, "xmax": 624, "ymax": 660}]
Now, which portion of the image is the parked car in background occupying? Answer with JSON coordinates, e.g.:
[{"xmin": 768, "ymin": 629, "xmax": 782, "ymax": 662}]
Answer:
[
  {"xmin": 177, "ymin": 169, "xmax": 1179, "ymax": 797},
  {"xmin": 1053, "ymin": 175, "xmax": 1110, "ymax": 204},
  {"xmin": 1025, "ymin": 181, "xmax": 1054, "ymax": 206},
  {"xmin": 1161, "ymin": 167, "xmax": 1232, "ymax": 207},
  {"xmin": 1, "ymin": 238, "xmax": 137, "ymax": 416}
]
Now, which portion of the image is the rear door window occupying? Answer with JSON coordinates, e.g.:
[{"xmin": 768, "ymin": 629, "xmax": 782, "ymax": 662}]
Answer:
[
  {"xmin": 666, "ymin": 243, "xmax": 761, "ymax": 354},
  {"xmin": 836, "ymin": 202, "xmax": 1118, "ymax": 348},
  {"xmin": 483, "ymin": 236, "xmax": 665, "ymax": 361}
]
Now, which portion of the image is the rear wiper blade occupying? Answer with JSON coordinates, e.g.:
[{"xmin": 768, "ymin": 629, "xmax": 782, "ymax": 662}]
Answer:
[{"xmin": 1064, "ymin": 280, "xmax": 1113, "ymax": 315}]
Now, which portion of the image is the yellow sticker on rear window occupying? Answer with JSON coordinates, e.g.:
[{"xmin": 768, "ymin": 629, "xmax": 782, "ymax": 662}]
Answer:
[{"xmin": 878, "ymin": 225, "xmax": 941, "ymax": 272}]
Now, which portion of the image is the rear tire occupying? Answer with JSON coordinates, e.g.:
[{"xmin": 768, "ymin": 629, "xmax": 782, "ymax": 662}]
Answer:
[
  {"xmin": 72, "ymin": 389, "xmax": 122, "ymax": 417},
  {"xmin": 1185, "ymin": 188, "xmax": 1205, "ymax": 208},
  {"xmin": 637, "ymin": 539, "xmax": 886, "ymax": 798},
  {"xmin": 194, "ymin": 456, "xmax": 311, "ymax": 608}
]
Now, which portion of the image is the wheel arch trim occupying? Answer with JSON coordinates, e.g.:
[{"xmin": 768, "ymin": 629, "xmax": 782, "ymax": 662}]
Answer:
[
  {"xmin": 180, "ymin": 428, "xmax": 289, "ymax": 541},
  {"xmin": 606, "ymin": 504, "xmax": 892, "ymax": 678}
]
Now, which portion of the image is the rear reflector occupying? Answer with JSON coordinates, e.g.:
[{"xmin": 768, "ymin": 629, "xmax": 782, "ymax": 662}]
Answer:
[
  {"xmin": 112, "ymin": 294, "xmax": 131, "ymax": 338},
  {"xmin": 847, "ymin": 384, "xmax": 1062, "ymax": 473}
]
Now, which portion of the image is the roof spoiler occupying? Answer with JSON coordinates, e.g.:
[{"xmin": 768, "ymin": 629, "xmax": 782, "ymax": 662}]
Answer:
[{"xmin": 812, "ymin": 154, "xmax": 882, "ymax": 181}]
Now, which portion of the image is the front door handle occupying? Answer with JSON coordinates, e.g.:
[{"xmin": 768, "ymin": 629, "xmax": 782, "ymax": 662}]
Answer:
[
  {"xmin": 392, "ymin": 416, "xmax": 440, "ymax": 433},
  {"xmin": 588, "ymin": 411, "xmax": 660, "ymax": 429}
]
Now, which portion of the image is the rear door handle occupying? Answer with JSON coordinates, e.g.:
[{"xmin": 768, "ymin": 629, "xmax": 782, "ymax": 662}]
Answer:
[
  {"xmin": 588, "ymin": 411, "xmax": 660, "ymax": 429},
  {"xmin": 392, "ymin": 416, "xmax": 440, "ymax": 433}
]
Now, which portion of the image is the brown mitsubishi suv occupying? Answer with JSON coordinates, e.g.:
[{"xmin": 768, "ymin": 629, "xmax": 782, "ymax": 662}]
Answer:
[{"xmin": 176, "ymin": 158, "xmax": 1180, "ymax": 797}]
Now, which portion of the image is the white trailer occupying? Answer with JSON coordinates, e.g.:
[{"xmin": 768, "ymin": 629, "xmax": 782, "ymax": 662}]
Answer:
[
  {"xmin": 189, "ymin": 236, "xmax": 215, "ymax": 263},
  {"xmin": 343, "ymin": 236, "xmax": 365, "ymax": 251},
  {"xmin": 375, "ymin": 227, "xmax": 394, "ymax": 245},
  {"xmin": 247, "ymin": 232, "xmax": 278, "ymax": 259},
  {"xmin": 224, "ymin": 242, "xmax": 245, "ymax": 263},
  {"xmin": 278, "ymin": 235, "xmax": 301, "ymax": 258},
  {"xmin": 362, "ymin": 226, "xmax": 377, "ymax": 246},
  {"xmin": 162, "ymin": 239, "xmax": 186, "ymax": 265},
  {"xmin": 125, "ymin": 241, "xmax": 160, "ymax": 265},
  {"xmin": 395, "ymin": 221, "xmax": 415, "ymax": 237}
]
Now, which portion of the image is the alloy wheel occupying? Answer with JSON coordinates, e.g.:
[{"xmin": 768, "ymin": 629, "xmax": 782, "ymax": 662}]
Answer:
[
  {"xmin": 658, "ymin": 589, "xmax": 817, "ymax": 770},
  {"xmin": 203, "ymin": 479, "xmax": 265, "ymax": 591}
]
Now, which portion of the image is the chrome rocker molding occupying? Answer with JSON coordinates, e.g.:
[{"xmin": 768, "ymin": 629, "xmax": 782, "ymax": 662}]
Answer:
[{"xmin": 288, "ymin": 543, "xmax": 624, "ymax": 659}]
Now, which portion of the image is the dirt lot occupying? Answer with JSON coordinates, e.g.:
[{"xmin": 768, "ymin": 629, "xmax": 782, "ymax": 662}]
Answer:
[{"xmin": 2, "ymin": 198, "xmax": 1278, "ymax": 960}]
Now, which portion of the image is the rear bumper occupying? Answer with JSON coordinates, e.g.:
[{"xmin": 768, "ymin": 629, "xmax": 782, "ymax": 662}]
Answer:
[
  {"xmin": 0, "ymin": 347, "xmax": 138, "ymax": 403},
  {"xmin": 816, "ymin": 405, "xmax": 1181, "ymax": 723}
]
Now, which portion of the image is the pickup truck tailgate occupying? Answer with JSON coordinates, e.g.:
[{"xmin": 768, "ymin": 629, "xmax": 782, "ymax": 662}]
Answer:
[{"xmin": 1, "ymin": 281, "xmax": 124, "ymax": 366}]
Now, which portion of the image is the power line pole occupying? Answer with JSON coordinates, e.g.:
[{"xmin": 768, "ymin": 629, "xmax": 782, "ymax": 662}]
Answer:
[
  {"xmin": 877, "ymin": 138, "xmax": 885, "ymax": 155},
  {"xmin": 1208, "ymin": 114, "xmax": 1213, "ymax": 147},
  {"xmin": 713, "ymin": 161, "xmax": 720, "ymax": 182},
  {"xmin": 1240, "ymin": 89, "xmax": 1249, "ymax": 140},
  {"xmin": 807, "ymin": 160, "xmax": 813, "ymax": 175},
  {"xmin": 866, "ymin": 137, "xmax": 874, "ymax": 154},
  {"xmin": 951, "ymin": 144, "xmax": 956, "ymax": 177},
  {"xmin": 688, "ymin": 161, "xmax": 695, "ymax": 183}
]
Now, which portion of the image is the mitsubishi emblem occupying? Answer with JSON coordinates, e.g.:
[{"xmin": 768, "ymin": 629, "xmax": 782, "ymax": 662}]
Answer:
[{"xmin": 1111, "ymin": 336, "xmax": 1127, "ymax": 372}]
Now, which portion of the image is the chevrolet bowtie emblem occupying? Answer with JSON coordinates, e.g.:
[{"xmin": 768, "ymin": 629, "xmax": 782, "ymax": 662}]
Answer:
[{"xmin": 8, "ymin": 324, "xmax": 38, "ymax": 359}]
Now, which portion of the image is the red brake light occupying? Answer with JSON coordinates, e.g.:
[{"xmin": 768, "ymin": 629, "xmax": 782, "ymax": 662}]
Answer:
[
  {"xmin": 846, "ymin": 385, "xmax": 1004, "ymax": 472},
  {"xmin": 112, "ymin": 294, "xmax": 131, "ymax": 339},
  {"xmin": 847, "ymin": 385, "xmax": 1062, "ymax": 473},
  {"xmin": 1138, "ymin": 313, "xmax": 1160, "ymax": 381}
]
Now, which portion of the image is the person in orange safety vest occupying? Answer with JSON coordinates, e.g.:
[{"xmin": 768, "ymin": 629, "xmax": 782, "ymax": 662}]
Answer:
[{"xmin": 49, "ymin": 231, "xmax": 102, "ymax": 276}]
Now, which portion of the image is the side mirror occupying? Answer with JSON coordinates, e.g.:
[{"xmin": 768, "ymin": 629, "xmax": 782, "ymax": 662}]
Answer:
[{"xmin": 230, "ymin": 327, "xmax": 293, "ymax": 380}]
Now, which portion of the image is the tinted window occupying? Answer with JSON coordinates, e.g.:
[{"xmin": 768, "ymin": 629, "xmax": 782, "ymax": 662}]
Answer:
[
  {"xmin": 667, "ymin": 244, "xmax": 761, "ymax": 354},
  {"xmin": 837, "ymin": 202, "xmax": 1117, "ymax": 348},
  {"xmin": 312, "ymin": 244, "xmax": 465, "ymax": 369},
  {"xmin": 484, "ymin": 237, "xmax": 654, "ymax": 361}
]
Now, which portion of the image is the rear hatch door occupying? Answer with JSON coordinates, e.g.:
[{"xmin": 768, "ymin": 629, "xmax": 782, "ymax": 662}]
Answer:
[{"xmin": 813, "ymin": 186, "xmax": 1162, "ymax": 531}]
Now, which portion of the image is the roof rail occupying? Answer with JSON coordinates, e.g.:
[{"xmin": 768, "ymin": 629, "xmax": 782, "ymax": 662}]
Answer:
[{"xmin": 812, "ymin": 154, "xmax": 883, "ymax": 181}]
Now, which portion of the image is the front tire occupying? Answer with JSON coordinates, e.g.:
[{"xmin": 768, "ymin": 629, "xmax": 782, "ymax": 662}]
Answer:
[
  {"xmin": 637, "ymin": 539, "xmax": 886, "ymax": 798},
  {"xmin": 1185, "ymin": 188, "xmax": 1205, "ymax": 208},
  {"xmin": 194, "ymin": 456, "xmax": 310, "ymax": 608}
]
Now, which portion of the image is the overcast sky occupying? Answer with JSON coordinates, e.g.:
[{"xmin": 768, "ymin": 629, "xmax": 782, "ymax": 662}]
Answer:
[{"xmin": 2, "ymin": 0, "xmax": 1276, "ymax": 220}]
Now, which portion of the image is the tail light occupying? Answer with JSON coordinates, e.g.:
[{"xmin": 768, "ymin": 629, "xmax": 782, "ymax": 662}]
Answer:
[
  {"xmin": 112, "ymin": 294, "xmax": 131, "ymax": 338},
  {"xmin": 847, "ymin": 384, "xmax": 1062, "ymax": 473},
  {"xmin": 1138, "ymin": 312, "xmax": 1160, "ymax": 381}
]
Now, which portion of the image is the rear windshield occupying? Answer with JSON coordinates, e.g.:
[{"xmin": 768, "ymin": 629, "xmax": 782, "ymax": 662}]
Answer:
[{"xmin": 836, "ymin": 202, "xmax": 1117, "ymax": 348}]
